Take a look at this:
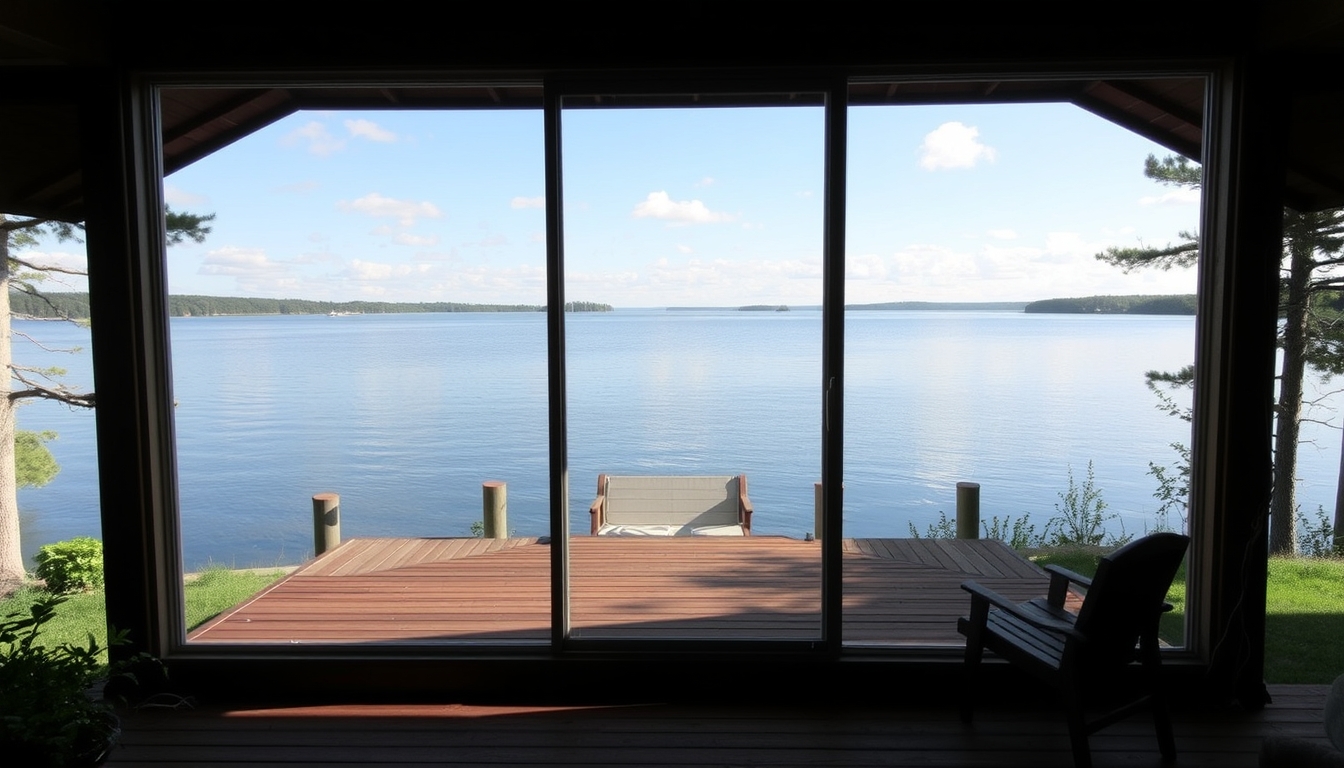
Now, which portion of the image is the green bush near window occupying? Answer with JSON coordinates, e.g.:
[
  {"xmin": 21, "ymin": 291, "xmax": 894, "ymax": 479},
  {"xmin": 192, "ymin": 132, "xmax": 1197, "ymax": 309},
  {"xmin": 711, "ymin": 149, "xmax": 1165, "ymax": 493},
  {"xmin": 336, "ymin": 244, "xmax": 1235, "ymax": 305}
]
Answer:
[{"xmin": 34, "ymin": 537, "xmax": 105, "ymax": 595}]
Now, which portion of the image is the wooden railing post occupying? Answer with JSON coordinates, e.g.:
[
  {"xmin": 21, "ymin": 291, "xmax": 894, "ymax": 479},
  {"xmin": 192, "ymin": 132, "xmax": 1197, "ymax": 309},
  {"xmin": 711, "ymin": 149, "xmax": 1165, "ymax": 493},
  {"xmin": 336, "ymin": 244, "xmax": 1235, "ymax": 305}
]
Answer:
[
  {"xmin": 956, "ymin": 482, "xmax": 980, "ymax": 539},
  {"xmin": 312, "ymin": 492, "xmax": 340, "ymax": 555},
  {"xmin": 813, "ymin": 482, "xmax": 824, "ymax": 541},
  {"xmin": 483, "ymin": 481, "xmax": 507, "ymax": 539}
]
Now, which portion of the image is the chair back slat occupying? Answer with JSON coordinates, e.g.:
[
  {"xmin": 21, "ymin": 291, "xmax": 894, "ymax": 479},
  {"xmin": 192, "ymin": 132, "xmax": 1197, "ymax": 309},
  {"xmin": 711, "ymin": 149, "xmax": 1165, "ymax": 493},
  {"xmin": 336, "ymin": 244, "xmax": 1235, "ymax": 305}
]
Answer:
[{"xmin": 1072, "ymin": 532, "xmax": 1190, "ymax": 665}]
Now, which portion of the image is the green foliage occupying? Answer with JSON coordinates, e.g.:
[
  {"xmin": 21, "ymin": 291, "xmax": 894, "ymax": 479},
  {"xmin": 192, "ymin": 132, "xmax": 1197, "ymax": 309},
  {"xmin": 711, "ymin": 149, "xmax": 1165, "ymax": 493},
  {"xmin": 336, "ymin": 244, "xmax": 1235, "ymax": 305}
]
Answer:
[
  {"xmin": 0, "ymin": 587, "xmax": 107, "ymax": 653},
  {"xmin": 1044, "ymin": 462, "xmax": 1129, "ymax": 547},
  {"xmin": 982, "ymin": 514, "xmax": 1041, "ymax": 549},
  {"xmin": 1296, "ymin": 506, "xmax": 1340, "ymax": 558},
  {"xmin": 15, "ymin": 430, "xmax": 59, "ymax": 489},
  {"xmin": 469, "ymin": 520, "xmax": 484, "ymax": 537},
  {"xmin": 907, "ymin": 510, "xmax": 956, "ymax": 539},
  {"xmin": 34, "ymin": 538, "xmax": 104, "ymax": 595},
  {"xmin": 0, "ymin": 593, "xmax": 136, "ymax": 765},
  {"xmin": 1023, "ymin": 294, "xmax": 1196, "ymax": 314},
  {"xmin": 9, "ymin": 291, "xmax": 615, "ymax": 319},
  {"xmin": 1143, "ymin": 154, "xmax": 1202, "ymax": 188},
  {"xmin": 1144, "ymin": 368, "xmax": 1194, "ymax": 533},
  {"xmin": 163, "ymin": 207, "xmax": 214, "ymax": 246}
]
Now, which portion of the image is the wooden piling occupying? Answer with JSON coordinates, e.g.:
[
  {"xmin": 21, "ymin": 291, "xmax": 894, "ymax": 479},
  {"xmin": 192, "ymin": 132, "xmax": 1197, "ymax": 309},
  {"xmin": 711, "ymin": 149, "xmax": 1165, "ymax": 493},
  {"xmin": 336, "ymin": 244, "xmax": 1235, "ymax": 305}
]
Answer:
[
  {"xmin": 814, "ymin": 482, "xmax": 824, "ymax": 541},
  {"xmin": 483, "ymin": 481, "xmax": 507, "ymax": 539},
  {"xmin": 312, "ymin": 492, "xmax": 340, "ymax": 555},
  {"xmin": 956, "ymin": 482, "xmax": 980, "ymax": 539}
]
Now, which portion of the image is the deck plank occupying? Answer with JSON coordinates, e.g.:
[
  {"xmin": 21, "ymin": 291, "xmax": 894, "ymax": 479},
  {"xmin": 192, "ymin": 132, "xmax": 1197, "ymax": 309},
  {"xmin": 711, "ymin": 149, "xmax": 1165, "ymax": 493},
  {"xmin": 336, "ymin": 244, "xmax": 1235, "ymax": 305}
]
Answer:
[{"xmin": 189, "ymin": 538, "xmax": 1089, "ymax": 646}]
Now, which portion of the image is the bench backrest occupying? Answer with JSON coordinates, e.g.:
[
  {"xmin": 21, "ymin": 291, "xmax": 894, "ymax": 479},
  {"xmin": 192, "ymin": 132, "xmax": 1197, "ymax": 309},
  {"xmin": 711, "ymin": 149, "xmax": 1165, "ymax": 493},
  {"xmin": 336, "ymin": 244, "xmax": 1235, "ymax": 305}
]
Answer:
[{"xmin": 603, "ymin": 475, "xmax": 741, "ymax": 528}]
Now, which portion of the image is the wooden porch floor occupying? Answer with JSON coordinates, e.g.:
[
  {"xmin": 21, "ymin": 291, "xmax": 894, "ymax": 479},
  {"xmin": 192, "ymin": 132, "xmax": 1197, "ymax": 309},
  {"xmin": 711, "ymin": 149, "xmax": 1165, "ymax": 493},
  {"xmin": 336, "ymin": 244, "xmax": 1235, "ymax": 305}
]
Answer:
[
  {"xmin": 106, "ymin": 685, "xmax": 1330, "ymax": 767},
  {"xmin": 189, "ymin": 537, "xmax": 1067, "ymax": 646}
]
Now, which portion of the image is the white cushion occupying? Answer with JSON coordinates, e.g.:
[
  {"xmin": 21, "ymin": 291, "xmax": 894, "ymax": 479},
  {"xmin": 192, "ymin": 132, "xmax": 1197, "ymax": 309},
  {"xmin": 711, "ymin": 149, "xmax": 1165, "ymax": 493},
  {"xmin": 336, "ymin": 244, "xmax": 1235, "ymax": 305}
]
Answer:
[{"xmin": 596, "ymin": 523, "xmax": 746, "ymax": 537}]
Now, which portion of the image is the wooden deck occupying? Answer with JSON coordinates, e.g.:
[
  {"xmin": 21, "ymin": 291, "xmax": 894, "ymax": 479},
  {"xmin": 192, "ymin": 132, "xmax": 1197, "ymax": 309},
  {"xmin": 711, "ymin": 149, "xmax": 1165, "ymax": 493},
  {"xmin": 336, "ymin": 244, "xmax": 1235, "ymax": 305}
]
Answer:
[
  {"xmin": 106, "ymin": 685, "xmax": 1332, "ymax": 767},
  {"xmin": 189, "ymin": 537, "xmax": 1076, "ymax": 646}
]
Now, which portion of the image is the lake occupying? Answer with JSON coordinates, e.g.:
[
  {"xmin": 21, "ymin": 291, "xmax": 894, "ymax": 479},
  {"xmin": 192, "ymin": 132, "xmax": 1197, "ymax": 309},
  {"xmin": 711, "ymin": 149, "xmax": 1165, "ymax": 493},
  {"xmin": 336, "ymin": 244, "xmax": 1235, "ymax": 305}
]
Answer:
[{"xmin": 17, "ymin": 309, "xmax": 1338, "ymax": 570}]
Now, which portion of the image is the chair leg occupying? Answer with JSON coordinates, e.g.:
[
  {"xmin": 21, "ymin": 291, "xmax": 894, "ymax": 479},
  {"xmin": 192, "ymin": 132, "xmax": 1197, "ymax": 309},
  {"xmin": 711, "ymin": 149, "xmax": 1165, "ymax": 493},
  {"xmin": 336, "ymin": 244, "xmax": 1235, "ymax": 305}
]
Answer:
[
  {"xmin": 1063, "ymin": 682, "xmax": 1092, "ymax": 768},
  {"xmin": 960, "ymin": 639, "xmax": 983, "ymax": 724},
  {"xmin": 1142, "ymin": 638, "xmax": 1177, "ymax": 761},
  {"xmin": 1066, "ymin": 710, "xmax": 1092, "ymax": 768}
]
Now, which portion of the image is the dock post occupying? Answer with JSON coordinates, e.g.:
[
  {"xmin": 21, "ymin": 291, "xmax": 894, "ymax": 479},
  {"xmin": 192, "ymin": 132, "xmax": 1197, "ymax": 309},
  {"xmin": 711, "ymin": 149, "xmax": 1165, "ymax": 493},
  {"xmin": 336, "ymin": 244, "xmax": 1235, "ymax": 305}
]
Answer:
[
  {"xmin": 312, "ymin": 492, "xmax": 341, "ymax": 555},
  {"xmin": 483, "ymin": 481, "xmax": 507, "ymax": 539},
  {"xmin": 956, "ymin": 482, "xmax": 980, "ymax": 539},
  {"xmin": 814, "ymin": 482, "xmax": 824, "ymax": 540}
]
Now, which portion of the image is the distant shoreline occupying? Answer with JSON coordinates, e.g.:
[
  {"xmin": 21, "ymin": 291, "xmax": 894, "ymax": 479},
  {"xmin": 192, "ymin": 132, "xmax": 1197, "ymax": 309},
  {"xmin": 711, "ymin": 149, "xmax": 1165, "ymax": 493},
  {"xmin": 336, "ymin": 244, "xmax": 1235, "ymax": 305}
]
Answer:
[{"xmin": 12, "ymin": 292, "xmax": 1198, "ymax": 319}]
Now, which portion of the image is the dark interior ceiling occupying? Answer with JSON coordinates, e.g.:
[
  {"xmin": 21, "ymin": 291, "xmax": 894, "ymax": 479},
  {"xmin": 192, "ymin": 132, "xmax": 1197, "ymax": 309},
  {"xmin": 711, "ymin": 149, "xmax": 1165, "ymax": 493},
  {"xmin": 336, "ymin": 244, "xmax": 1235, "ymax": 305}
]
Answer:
[{"xmin": 2, "ymin": 2, "xmax": 1343, "ymax": 223}]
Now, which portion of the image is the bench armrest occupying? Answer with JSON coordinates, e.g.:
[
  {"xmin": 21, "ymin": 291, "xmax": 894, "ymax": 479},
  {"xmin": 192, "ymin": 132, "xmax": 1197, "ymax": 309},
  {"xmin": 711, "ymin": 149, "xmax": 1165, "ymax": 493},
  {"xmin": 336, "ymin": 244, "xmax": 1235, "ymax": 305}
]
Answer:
[
  {"xmin": 961, "ymin": 580, "xmax": 1085, "ymax": 642},
  {"xmin": 1044, "ymin": 564, "xmax": 1092, "ymax": 608},
  {"xmin": 737, "ymin": 475, "xmax": 753, "ymax": 535},
  {"xmin": 589, "ymin": 494, "xmax": 605, "ymax": 535}
]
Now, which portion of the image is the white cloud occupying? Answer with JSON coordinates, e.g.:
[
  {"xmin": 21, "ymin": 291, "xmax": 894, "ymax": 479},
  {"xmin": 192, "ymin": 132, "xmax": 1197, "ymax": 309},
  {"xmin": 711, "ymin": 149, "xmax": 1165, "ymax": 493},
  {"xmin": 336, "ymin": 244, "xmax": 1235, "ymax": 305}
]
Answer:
[
  {"xmin": 676, "ymin": 244, "xmax": 694, "ymax": 254},
  {"xmin": 199, "ymin": 246, "xmax": 290, "ymax": 276},
  {"xmin": 337, "ymin": 193, "xmax": 443, "ymax": 226},
  {"xmin": 919, "ymin": 122, "xmax": 997, "ymax": 171},
  {"xmin": 1139, "ymin": 187, "xmax": 1201, "ymax": 206},
  {"xmin": 283, "ymin": 121, "xmax": 345, "ymax": 156},
  {"xmin": 987, "ymin": 229, "xmax": 1018, "ymax": 240},
  {"xmin": 632, "ymin": 191, "xmax": 735, "ymax": 224},
  {"xmin": 344, "ymin": 119, "xmax": 397, "ymax": 143},
  {"xmin": 511, "ymin": 196, "xmax": 545, "ymax": 209},
  {"xmin": 845, "ymin": 253, "xmax": 889, "ymax": 281},
  {"xmin": 163, "ymin": 184, "xmax": 207, "ymax": 207},
  {"xmin": 695, "ymin": 177, "xmax": 715, "ymax": 187}
]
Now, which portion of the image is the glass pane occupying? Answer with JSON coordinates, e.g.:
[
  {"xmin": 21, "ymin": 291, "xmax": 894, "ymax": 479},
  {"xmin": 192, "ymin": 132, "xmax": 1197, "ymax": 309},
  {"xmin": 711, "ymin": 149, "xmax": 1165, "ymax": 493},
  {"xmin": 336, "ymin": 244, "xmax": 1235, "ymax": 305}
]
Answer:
[
  {"xmin": 844, "ymin": 98, "xmax": 1199, "ymax": 648},
  {"xmin": 561, "ymin": 102, "xmax": 825, "ymax": 641},
  {"xmin": 163, "ymin": 99, "xmax": 551, "ymax": 645}
]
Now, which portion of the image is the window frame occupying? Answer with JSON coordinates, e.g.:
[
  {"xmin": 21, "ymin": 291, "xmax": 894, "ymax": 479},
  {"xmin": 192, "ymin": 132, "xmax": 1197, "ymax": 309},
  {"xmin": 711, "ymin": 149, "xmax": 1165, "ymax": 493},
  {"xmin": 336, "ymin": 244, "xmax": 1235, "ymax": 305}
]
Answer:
[{"xmin": 92, "ymin": 62, "xmax": 1237, "ymax": 680}]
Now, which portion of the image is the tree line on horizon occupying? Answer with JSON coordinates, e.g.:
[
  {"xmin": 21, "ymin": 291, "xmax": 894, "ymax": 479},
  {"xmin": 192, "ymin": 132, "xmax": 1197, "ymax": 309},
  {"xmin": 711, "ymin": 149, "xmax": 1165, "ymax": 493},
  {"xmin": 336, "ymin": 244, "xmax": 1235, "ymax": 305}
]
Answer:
[
  {"xmin": 1023, "ymin": 295, "xmax": 1197, "ymax": 314},
  {"xmin": 8, "ymin": 292, "xmax": 613, "ymax": 319}
]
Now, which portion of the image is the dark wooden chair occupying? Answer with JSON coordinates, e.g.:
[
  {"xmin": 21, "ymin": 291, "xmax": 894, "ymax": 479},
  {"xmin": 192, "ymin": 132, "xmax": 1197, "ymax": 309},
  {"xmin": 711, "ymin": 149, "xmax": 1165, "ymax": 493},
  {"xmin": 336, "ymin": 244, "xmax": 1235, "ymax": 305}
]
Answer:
[{"xmin": 958, "ymin": 531, "xmax": 1190, "ymax": 768}]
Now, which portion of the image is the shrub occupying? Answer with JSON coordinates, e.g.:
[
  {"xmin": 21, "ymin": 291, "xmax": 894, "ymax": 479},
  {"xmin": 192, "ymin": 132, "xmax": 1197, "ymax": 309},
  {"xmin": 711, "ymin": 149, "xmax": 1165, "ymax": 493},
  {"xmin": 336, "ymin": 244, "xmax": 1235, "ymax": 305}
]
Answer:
[
  {"xmin": 1297, "ymin": 506, "xmax": 1340, "ymax": 558},
  {"xmin": 982, "ymin": 514, "xmax": 1042, "ymax": 549},
  {"xmin": 34, "ymin": 537, "xmax": 105, "ymax": 594},
  {"xmin": 908, "ymin": 510, "xmax": 956, "ymax": 539},
  {"xmin": 0, "ymin": 594, "xmax": 153, "ymax": 765},
  {"xmin": 1044, "ymin": 462, "xmax": 1130, "ymax": 547}
]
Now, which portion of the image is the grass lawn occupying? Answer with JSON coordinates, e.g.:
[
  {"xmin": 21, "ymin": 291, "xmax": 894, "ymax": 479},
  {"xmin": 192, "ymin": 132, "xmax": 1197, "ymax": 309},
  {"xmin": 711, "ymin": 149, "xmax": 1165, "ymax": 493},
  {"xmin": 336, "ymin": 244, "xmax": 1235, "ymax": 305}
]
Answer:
[
  {"xmin": 0, "ymin": 568, "xmax": 286, "ymax": 658},
  {"xmin": 1263, "ymin": 557, "xmax": 1344, "ymax": 684}
]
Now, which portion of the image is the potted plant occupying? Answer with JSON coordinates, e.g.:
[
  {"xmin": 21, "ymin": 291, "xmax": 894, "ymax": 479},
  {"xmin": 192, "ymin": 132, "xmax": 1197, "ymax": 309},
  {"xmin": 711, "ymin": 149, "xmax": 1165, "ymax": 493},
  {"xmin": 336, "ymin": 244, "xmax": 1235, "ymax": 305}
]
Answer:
[{"xmin": 0, "ymin": 594, "xmax": 149, "ymax": 767}]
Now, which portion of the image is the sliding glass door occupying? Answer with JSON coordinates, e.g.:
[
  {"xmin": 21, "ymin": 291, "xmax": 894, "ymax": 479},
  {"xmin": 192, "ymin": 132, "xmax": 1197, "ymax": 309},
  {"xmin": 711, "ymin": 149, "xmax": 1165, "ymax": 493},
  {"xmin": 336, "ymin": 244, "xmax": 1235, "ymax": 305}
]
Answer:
[{"xmin": 556, "ymin": 91, "xmax": 829, "ymax": 644}]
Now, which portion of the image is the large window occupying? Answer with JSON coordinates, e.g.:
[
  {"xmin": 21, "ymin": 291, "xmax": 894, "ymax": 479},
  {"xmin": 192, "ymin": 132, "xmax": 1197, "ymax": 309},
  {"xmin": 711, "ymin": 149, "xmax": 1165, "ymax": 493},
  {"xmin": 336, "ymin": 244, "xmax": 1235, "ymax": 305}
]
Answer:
[
  {"xmin": 142, "ymin": 73, "xmax": 1209, "ymax": 658},
  {"xmin": 163, "ymin": 98, "xmax": 553, "ymax": 645},
  {"xmin": 844, "ymin": 98, "xmax": 1201, "ymax": 648},
  {"xmin": 558, "ymin": 97, "xmax": 826, "ymax": 643}
]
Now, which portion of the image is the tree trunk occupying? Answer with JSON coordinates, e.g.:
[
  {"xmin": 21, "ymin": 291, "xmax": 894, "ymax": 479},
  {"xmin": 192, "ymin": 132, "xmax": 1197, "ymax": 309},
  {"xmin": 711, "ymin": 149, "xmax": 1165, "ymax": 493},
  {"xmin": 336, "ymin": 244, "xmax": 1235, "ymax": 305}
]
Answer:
[
  {"xmin": 0, "ymin": 225, "xmax": 24, "ymax": 589},
  {"xmin": 1269, "ymin": 237, "xmax": 1314, "ymax": 555}
]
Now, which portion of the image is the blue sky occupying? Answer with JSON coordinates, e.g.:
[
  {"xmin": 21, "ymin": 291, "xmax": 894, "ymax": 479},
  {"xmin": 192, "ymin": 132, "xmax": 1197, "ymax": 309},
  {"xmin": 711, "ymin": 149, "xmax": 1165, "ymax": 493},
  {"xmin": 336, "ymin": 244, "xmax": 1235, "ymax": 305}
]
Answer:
[{"xmin": 28, "ymin": 101, "xmax": 1201, "ymax": 306}]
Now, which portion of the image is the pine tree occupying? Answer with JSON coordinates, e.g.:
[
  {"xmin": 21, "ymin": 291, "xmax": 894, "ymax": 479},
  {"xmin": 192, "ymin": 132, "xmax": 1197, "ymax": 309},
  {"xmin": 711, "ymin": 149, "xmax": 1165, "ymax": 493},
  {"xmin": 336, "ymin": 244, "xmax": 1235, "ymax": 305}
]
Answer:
[
  {"xmin": 0, "ymin": 210, "xmax": 212, "ymax": 590},
  {"xmin": 1098, "ymin": 155, "xmax": 1344, "ymax": 555}
]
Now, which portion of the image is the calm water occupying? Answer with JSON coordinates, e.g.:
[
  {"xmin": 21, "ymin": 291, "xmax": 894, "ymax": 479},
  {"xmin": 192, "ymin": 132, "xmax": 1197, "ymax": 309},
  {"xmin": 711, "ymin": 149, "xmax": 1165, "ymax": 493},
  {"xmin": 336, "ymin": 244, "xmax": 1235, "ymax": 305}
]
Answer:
[{"xmin": 18, "ymin": 309, "xmax": 1336, "ymax": 570}]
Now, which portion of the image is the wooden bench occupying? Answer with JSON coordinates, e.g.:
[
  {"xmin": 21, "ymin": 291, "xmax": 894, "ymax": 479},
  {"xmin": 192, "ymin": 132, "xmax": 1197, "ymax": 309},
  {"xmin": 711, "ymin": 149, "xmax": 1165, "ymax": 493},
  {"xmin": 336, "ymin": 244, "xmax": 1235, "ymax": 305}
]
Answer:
[{"xmin": 589, "ymin": 474, "xmax": 753, "ymax": 536}]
